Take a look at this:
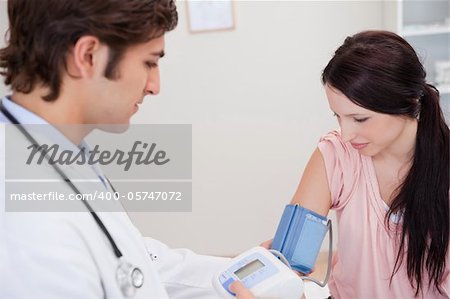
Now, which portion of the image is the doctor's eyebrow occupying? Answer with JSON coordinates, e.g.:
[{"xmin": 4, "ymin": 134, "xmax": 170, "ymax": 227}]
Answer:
[{"xmin": 151, "ymin": 50, "xmax": 165, "ymax": 58}]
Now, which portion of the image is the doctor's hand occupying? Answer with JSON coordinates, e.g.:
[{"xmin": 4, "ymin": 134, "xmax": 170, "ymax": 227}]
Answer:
[{"xmin": 229, "ymin": 281, "xmax": 255, "ymax": 299}]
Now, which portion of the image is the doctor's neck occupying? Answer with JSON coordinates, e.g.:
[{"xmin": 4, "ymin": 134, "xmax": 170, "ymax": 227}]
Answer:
[{"xmin": 10, "ymin": 86, "xmax": 92, "ymax": 145}]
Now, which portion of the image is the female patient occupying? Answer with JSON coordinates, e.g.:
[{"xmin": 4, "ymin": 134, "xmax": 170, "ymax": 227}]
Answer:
[{"xmin": 292, "ymin": 31, "xmax": 449, "ymax": 298}]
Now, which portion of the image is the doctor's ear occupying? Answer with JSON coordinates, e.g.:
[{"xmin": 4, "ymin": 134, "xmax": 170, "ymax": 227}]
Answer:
[{"xmin": 67, "ymin": 36, "xmax": 109, "ymax": 79}]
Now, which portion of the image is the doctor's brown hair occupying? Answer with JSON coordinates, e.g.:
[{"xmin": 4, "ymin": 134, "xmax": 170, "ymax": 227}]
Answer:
[
  {"xmin": 322, "ymin": 30, "xmax": 449, "ymax": 296},
  {"xmin": 0, "ymin": 0, "xmax": 178, "ymax": 101}
]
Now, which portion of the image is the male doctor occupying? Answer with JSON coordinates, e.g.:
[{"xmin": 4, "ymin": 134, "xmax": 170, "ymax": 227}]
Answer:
[{"xmin": 0, "ymin": 0, "xmax": 253, "ymax": 298}]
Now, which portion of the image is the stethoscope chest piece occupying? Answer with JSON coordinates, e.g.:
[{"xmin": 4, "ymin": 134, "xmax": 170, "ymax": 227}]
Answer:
[{"xmin": 116, "ymin": 257, "xmax": 144, "ymax": 297}]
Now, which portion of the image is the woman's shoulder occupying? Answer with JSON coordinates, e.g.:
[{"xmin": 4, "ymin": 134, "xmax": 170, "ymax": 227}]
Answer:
[
  {"xmin": 317, "ymin": 130, "xmax": 366, "ymax": 209},
  {"xmin": 318, "ymin": 130, "xmax": 361, "ymax": 161}
]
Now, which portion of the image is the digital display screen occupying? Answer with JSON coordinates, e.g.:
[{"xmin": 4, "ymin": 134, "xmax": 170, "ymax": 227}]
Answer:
[{"xmin": 234, "ymin": 259, "xmax": 265, "ymax": 280}]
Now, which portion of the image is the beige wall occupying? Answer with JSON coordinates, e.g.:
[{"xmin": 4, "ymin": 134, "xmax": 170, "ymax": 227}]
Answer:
[
  {"xmin": 129, "ymin": 1, "xmax": 385, "ymax": 256},
  {"xmin": 0, "ymin": 1, "xmax": 386, "ymax": 256}
]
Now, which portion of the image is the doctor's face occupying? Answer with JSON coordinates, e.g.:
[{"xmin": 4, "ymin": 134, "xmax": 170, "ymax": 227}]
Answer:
[
  {"xmin": 85, "ymin": 36, "xmax": 165, "ymax": 125},
  {"xmin": 325, "ymin": 84, "xmax": 412, "ymax": 157}
]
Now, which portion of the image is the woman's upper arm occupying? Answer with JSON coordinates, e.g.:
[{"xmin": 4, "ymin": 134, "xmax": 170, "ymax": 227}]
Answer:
[{"xmin": 290, "ymin": 148, "xmax": 332, "ymax": 217}]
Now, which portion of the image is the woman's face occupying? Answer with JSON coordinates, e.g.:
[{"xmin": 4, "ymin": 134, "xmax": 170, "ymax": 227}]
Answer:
[{"xmin": 325, "ymin": 84, "xmax": 416, "ymax": 158}]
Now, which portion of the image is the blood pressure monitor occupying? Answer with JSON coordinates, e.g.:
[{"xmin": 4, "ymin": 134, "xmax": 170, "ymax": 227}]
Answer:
[
  {"xmin": 213, "ymin": 204, "xmax": 333, "ymax": 298},
  {"xmin": 213, "ymin": 247, "xmax": 304, "ymax": 299}
]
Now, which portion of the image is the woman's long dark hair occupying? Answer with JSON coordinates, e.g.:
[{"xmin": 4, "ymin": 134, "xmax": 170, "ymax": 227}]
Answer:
[{"xmin": 322, "ymin": 30, "xmax": 449, "ymax": 296}]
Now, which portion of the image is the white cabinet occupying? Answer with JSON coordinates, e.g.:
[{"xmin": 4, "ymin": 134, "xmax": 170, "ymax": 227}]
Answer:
[{"xmin": 384, "ymin": 0, "xmax": 450, "ymax": 121}]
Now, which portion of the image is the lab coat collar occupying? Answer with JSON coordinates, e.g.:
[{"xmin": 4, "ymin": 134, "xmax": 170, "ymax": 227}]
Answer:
[
  {"xmin": 1, "ymin": 97, "xmax": 116, "ymax": 202},
  {"xmin": 2, "ymin": 96, "xmax": 84, "ymax": 155}
]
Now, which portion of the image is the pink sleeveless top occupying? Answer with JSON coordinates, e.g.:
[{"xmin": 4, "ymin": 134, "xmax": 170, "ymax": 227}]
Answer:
[{"xmin": 318, "ymin": 131, "xmax": 449, "ymax": 298}]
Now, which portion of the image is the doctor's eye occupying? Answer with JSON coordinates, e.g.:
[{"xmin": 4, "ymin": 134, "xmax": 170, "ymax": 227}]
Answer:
[
  {"xmin": 145, "ymin": 61, "xmax": 158, "ymax": 69},
  {"xmin": 333, "ymin": 112, "xmax": 340, "ymax": 119}
]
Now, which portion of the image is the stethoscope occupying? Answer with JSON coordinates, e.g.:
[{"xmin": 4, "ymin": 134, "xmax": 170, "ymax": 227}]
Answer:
[{"xmin": 0, "ymin": 103, "xmax": 144, "ymax": 297}]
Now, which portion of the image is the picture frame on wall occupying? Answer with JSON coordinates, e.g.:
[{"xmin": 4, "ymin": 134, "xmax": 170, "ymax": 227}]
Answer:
[{"xmin": 186, "ymin": 1, "xmax": 235, "ymax": 33}]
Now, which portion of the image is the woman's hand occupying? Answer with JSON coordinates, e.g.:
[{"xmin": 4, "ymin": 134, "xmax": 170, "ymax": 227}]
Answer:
[
  {"xmin": 260, "ymin": 238, "xmax": 313, "ymax": 277},
  {"xmin": 229, "ymin": 281, "xmax": 255, "ymax": 299},
  {"xmin": 260, "ymin": 239, "xmax": 273, "ymax": 249}
]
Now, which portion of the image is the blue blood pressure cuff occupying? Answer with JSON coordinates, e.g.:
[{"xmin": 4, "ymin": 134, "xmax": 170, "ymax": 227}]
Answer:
[{"xmin": 272, "ymin": 204, "xmax": 330, "ymax": 274}]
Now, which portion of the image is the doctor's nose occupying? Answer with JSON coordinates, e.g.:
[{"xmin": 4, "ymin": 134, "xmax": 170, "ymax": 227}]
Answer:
[{"xmin": 145, "ymin": 69, "xmax": 160, "ymax": 96}]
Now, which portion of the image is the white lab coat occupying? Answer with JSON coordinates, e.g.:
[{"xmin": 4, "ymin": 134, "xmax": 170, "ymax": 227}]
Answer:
[{"xmin": 0, "ymin": 99, "xmax": 229, "ymax": 299}]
